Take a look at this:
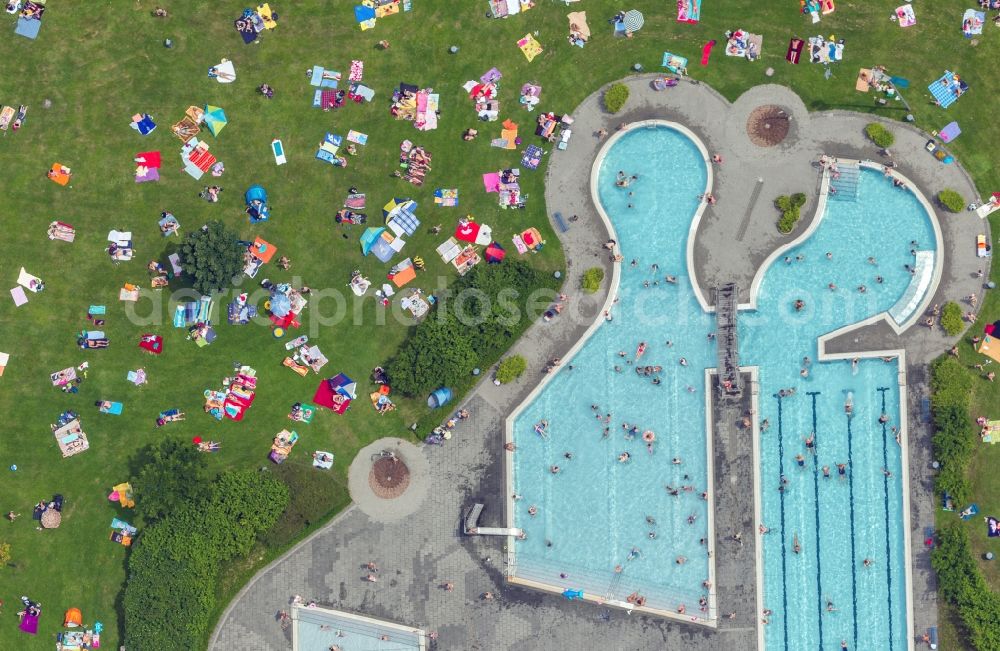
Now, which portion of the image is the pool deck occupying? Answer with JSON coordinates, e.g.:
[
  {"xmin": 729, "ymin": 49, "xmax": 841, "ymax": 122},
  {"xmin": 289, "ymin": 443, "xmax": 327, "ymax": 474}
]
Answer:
[{"xmin": 211, "ymin": 78, "xmax": 989, "ymax": 650}]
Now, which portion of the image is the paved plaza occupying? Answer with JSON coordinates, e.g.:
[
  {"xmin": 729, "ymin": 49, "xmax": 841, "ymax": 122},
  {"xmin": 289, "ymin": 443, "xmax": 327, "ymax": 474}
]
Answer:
[{"xmin": 212, "ymin": 78, "xmax": 988, "ymax": 650}]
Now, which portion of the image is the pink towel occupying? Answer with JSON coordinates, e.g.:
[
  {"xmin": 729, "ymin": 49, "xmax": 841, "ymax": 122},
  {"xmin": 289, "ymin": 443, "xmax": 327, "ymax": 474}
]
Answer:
[{"xmin": 349, "ymin": 60, "xmax": 364, "ymax": 82}]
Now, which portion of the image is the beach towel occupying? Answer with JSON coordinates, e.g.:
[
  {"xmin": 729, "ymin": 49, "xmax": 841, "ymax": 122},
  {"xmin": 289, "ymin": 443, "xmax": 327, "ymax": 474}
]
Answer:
[
  {"xmin": 211, "ymin": 59, "xmax": 236, "ymax": 83},
  {"xmin": 349, "ymin": 60, "xmax": 364, "ymax": 82},
  {"xmin": 521, "ymin": 144, "xmax": 543, "ymax": 170},
  {"xmin": 787, "ymin": 38, "xmax": 804, "ymax": 64},
  {"xmin": 661, "ymin": 52, "xmax": 689, "ymax": 74},
  {"xmin": 855, "ymin": 68, "xmax": 872, "ymax": 92},
  {"xmin": 10, "ymin": 286, "xmax": 27, "ymax": 306},
  {"xmin": 568, "ymin": 11, "xmax": 590, "ymax": 42},
  {"xmin": 678, "ymin": 0, "xmax": 701, "ymax": 23},
  {"xmin": 434, "ymin": 188, "xmax": 459, "ymax": 206},
  {"xmin": 517, "ymin": 34, "xmax": 543, "ymax": 62},
  {"xmin": 346, "ymin": 130, "xmax": 368, "ymax": 145},
  {"xmin": 481, "ymin": 67, "xmax": 502, "ymax": 84},
  {"xmin": 15, "ymin": 16, "xmax": 41, "ymax": 40},
  {"xmin": 17, "ymin": 267, "xmax": 42, "ymax": 292},
  {"xmin": 939, "ymin": 121, "xmax": 961, "ymax": 143},
  {"xmin": 482, "ymin": 172, "xmax": 501, "ymax": 192},
  {"xmin": 895, "ymin": 5, "xmax": 915, "ymax": 27},
  {"xmin": 821, "ymin": 0, "xmax": 835, "ymax": 15},
  {"xmin": 0, "ymin": 352, "xmax": 9, "ymax": 377},
  {"xmin": 701, "ymin": 40, "xmax": 716, "ymax": 66},
  {"xmin": 962, "ymin": 9, "xmax": 985, "ymax": 37}
]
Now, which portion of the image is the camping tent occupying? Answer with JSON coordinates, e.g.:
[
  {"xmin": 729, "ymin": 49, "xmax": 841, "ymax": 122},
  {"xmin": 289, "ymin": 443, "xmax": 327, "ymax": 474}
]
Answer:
[
  {"xmin": 63, "ymin": 608, "xmax": 82, "ymax": 628},
  {"xmin": 383, "ymin": 197, "xmax": 411, "ymax": 218},
  {"xmin": 245, "ymin": 185, "xmax": 270, "ymax": 222},
  {"xmin": 203, "ymin": 105, "xmax": 227, "ymax": 136},
  {"xmin": 361, "ymin": 227, "xmax": 387, "ymax": 255},
  {"xmin": 428, "ymin": 387, "xmax": 453, "ymax": 408},
  {"xmin": 269, "ymin": 291, "xmax": 291, "ymax": 317}
]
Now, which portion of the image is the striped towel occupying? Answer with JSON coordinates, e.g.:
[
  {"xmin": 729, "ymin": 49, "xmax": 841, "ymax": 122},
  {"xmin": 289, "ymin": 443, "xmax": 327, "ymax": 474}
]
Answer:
[{"xmin": 349, "ymin": 60, "xmax": 364, "ymax": 82}]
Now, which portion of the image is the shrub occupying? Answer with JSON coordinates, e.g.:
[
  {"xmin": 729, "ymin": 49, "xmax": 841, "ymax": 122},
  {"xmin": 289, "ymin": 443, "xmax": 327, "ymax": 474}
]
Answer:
[
  {"xmin": 940, "ymin": 301, "xmax": 965, "ymax": 336},
  {"xmin": 938, "ymin": 189, "xmax": 966, "ymax": 213},
  {"xmin": 930, "ymin": 356, "xmax": 974, "ymax": 506},
  {"xmin": 604, "ymin": 83, "xmax": 630, "ymax": 113},
  {"xmin": 131, "ymin": 439, "xmax": 210, "ymax": 525},
  {"xmin": 774, "ymin": 193, "xmax": 807, "ymax": 234},
  {"xmin": 263, "ymin": 461, "xmax": 350, "ymax": 547},
  {"xmin": 582, "ymin": 267, "xmax": 605, "ymax": 293},
  {"xmin": 864, "ymin": 122, "xmax": 895, "ymax": 148},
  {"xmin": 932, "ymin": 524, "xmax": 1000, "ymax": 650},
  {"xmin": 178, "ymin": 220, "xmax": 244, "ymax": 294},
  {"xmin": 496, "ymin": 355, "xmax": 527, "ymax": 384},
  {"xmin": 388, "ymin": 261, "xmax": 549, "ymax": 396},
  {"xmin": 123, "ymin": 470, "xmax": 289, "ymax": 651}
]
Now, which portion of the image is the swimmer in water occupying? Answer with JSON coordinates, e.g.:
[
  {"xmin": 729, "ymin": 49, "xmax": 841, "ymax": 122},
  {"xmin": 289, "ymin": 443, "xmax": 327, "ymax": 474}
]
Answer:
[
  {"xmin": 837, "ymin": 463, "xmax": 847, "ymax": 478},
  {"xmin": 679, "ymin": 357, "xmax": 688, "ymax": 366},
  {"xmin": 822, "ymin": 465, "xmax": 830, "ymax": 478},
  {"xmin": 619, "ymin": 452, "xmax": 631, "ymax": 463}
]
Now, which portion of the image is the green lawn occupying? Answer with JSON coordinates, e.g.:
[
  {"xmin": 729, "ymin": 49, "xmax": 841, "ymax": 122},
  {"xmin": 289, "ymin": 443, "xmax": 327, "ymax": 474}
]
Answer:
[{"xmin": 1, "ymin": 1, "xmax": 999, "ymax": 649}]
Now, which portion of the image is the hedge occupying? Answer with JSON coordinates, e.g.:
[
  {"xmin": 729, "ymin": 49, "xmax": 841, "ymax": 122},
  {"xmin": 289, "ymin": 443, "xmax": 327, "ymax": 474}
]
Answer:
[
  {"xmin": 940, "ymin": 301, "xmax": 965, "ymax": 336},
  {"xmin": 864, "ymin": 122, "xmax": 895, "ymax": 148},
  {"xmin": 932, "ymin": 524, "xmax": 1000, "ymax": 650},
  {"xmin": 604, "ymin": 83, "xmax": 630, "ymax": 113},
  {"xmin": 775, "ymin": 193, "xmax": 807, "ymax": 234},
  {"xmin": 123, "ymin": 470, "xmax": 289, "ymax": 651},
  {"xmin": 938, "ymin": 189, "xmax": 966, "ymax": 213},
  {"xmin": 387, "ymin": 261, "xmax": 550, "ymax": 396},
  {"xmin": 582, "ymin": 267, "xmax": 605, "ymax": 293},
  {"xmin": 930, "ymin": 356, "xmax": 974, "ymax": 509},
  {"xmin": 496, "ymin": 355, "xmax": 527, "ymax": 384}
]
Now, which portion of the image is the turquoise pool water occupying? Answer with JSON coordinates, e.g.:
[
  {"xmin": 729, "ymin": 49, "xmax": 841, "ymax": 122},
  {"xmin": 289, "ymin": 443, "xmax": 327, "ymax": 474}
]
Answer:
[
  {"xmin": 742, "ymin": 168, "xmax": 934, "ymax": 650},
  {"xmin": 511, "ymin": 127, "xmax": 932, "ymax": 645},
  {"xmin": 511, "ymin": 126, "xmax": 714, "ymax": 611}
]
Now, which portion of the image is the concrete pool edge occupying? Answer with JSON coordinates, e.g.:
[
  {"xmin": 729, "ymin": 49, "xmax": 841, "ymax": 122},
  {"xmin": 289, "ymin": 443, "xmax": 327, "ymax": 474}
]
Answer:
[{"xmin": 503, "ymin": 120, "xmax": 718, "ymax": 626}]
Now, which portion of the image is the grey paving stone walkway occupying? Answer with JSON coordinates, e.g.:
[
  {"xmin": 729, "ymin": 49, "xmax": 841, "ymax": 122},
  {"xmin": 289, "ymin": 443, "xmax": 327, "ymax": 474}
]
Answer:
[{"xmin": 211, "ymin": 77, "xmax": 990, "ymax": 650}]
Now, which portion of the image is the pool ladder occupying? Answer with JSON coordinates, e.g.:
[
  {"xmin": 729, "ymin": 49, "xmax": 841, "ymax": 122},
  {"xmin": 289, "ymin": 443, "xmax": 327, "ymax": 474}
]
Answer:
[{"xmin": 829, "ymin": 163, "xmax": 860, "ymax": 201}]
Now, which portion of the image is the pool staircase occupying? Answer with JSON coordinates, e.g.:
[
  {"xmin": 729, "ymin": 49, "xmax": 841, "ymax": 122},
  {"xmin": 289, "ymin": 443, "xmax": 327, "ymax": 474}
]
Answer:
[
  {"xmin": 463, "ymin": 503, "xmax": 524, "ymax": 537},
  {"xmin": 828, "ymin": 162, "xmax": 860, "ymax": 201},
  {"xmin": 715, "ymin": 283, "xmax": 742, "ymax": 398}
]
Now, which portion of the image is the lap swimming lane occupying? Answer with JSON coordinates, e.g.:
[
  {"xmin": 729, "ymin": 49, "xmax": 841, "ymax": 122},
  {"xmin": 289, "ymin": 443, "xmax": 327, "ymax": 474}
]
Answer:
[
  {"xmin": 808, "ymin": 392, "xmax": 824, "ymax": 650},
  {"xmin": 846, "ymin": 414, "xmax": 858, "ymax": 650},
  {"xmin": 877, "ymin": 387, "xmax": 895, "ymax": 651},
  {"xmin": 776, "ymin": 395, "xmax": 789, "ymax": 651}
]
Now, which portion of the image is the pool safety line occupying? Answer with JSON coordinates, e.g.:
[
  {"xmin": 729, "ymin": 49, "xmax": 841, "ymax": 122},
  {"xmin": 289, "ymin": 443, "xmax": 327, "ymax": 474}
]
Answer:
[
  {"xmin": 878, "ymin": 387, "xmax": 895, "ymax": 651},
  {"xmin": 808, "ymin": 391, "xmax": 824, "ymax": 650},
  {"xmin": 846, "ymin": 415, "xmax": 859, "ymax": 650},
  {"xmin": 775, "ymin": 394, "xmax": 789, "ymax": 651}
]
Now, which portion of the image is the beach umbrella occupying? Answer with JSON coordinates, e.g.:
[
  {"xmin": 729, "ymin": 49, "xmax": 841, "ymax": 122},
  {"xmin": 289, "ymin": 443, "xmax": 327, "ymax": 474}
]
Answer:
[
  {"xmin": 203, "ymin": 105, "xmax": 227, "ymax": 137},
  {"xmin": 40, "ymin": 509, "xmax": 61, "ymax": 529},
  {"xmin": 623, "ymin": 10, "xmax": 644, "ymax": 32},
  {"xmin": 383, "ymin": 197, "xmax": 409, "ymax": 218},
  {"xmin": 269, "ymin": 292, "xmax": 291, "ymax": 317}
]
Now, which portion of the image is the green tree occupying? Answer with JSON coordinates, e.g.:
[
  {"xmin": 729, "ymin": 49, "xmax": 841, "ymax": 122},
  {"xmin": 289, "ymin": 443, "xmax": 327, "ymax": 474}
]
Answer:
[
  {"xmin": 582, "ymin": 267, "xmax": 605, "ymax": 293},
  {"xmin": 938, "ymin": 189, "xmax": 966, "ymax": 213},
  {"xmin": 932, "ymin": 524, "xmax": 1000, "ymax": 650},
  {"xmin": 496, "ymin": 355, "xmax": 527, "ymax": 384},
  {"xmin": 388, "ymin": 314, "xmax": 478, "ymax": 396},
  {"xmin": 178, "ymin": 221, "xmax": 244, "ymax": 294},
  {"xmin": 132, "ymin": 439, "xmax": 210, "ymax": 524},
  {"xmin": 940, "ymin": 301, "xmax": 965, "ymax": 336},
  {"xmin": 864, "ymin": 122, "xmax": 895, "ymax": 148},
  {"xmin": 209, "ymin": 470, "xmax": 289, "ymax": 558},
  {"xmin": 604, "ymin": 83, "xmax": 630, "ymax": 113}
]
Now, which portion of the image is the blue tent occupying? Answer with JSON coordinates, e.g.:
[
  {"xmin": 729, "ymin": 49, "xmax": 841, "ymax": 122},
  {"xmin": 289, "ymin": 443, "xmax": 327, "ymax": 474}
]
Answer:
[
  {"xmin": 245, "ymin": 185, "xmax": 270, "ymax": 222},
  {"xmin": 360, "ymin": 227, "xmax": 386, "ymax": 256},
  {"xmin": 269, "ymin": 292, "xmax": 291, "ymax": 317},
  {"xmin": 427, "ymin": 387, "xmax": 453, "ymax": 409}
]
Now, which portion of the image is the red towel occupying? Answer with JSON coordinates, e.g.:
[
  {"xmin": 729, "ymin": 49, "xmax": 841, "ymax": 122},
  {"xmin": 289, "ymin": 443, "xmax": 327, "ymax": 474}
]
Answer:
[
  {"xmin": 135, "ymin": 151, "xmax": 161, "ymax": 168},
  {"xmin": 701, "ymin": 40, "xmax": 716, "ymax": 66}
]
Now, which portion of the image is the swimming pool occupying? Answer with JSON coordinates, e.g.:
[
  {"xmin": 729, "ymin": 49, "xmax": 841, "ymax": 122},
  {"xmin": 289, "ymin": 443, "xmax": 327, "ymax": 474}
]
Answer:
[
  {"xmin": 509, "ymin": 124, "xmax": 715, "ymax": 616},
  {"xmin": 740, "ymin": 167, "xmax": 935, "ymax": 650}
]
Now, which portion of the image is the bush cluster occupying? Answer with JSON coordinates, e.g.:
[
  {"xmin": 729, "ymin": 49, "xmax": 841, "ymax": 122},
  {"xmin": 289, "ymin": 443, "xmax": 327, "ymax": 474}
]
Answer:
[
  {"xmin": 938, "ymin": 189, "xmax": 966, "ymax": 213},
  {"xmin": 775, "ymin": 193, "xmax": 807, "ymax": 234},
  {"xmin": 581, "ymin": 267, "xmax": 605, "ymax": 293},
  {"xmin": 940, "ymin": 301, "xmax": 965, "ymax": 336},
  {"xmin": 932, "ymin": 524, "xmax": 1000, "ymax": 650},
  {"xmin": 123, "ymin": 470, "xmax": 289, "ymax": 650},
  {"xmin": 604, "ymin": 83, "xmax": 630, "ymax": 113},
  {"xmin": 496, "ymin": 355, "xmax": 527, "ymax": 384},
  {"xmin": 930, "ymin": 356, "xmax": 974, "ymax": 508},
  {"xmin": 387, "ymin": 261, "xmax": 551, "ymax": 396},
  {"xmin": 864, "ymin": 122, "xmax": 895, "ymax": 148}
]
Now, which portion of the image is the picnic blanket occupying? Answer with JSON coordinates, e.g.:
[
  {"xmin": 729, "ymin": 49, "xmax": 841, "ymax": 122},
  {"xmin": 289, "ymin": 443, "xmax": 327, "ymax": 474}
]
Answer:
[
  {"xmin": 662, "ymin": 52, "xmax": 689, "ymax": 74},
  {"xmin": 725, "ymin": 29, "xmax": 762, "ymax": 61},
  {"xmin": 808, "ymin": 36, "xmax": 844, "ymax": 64},
  {"xmin": 434, "ymin": 188, "xmax": 459, "ymax": 206},
  {"xmin": 929, "ymin": 71, "xmax": 968, "ymax": 109},
  {"xmin": 895, "ymin": 4, "xmax": 916, "ymax": 27},
  {"xmin": 521, "ymin": 144, "xmax": 543, "ymax": 170},
  {"xmin": 568, "ymin": 11, "xmax": 590, "ymax": 44},
  {"xmin": 517, "ymin": 34, "xmax": 543, "ymax": 62},
  {"xmin": 962, "ymin": 9, "xmax": 985, "ymax": 37},
  {"xmin": 939, "ymin": 121, "xmax": 961, "ymax": 143},
  {"xmin": 678, "ymin": 0, "xmax": 701, "ymax": 23}
]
